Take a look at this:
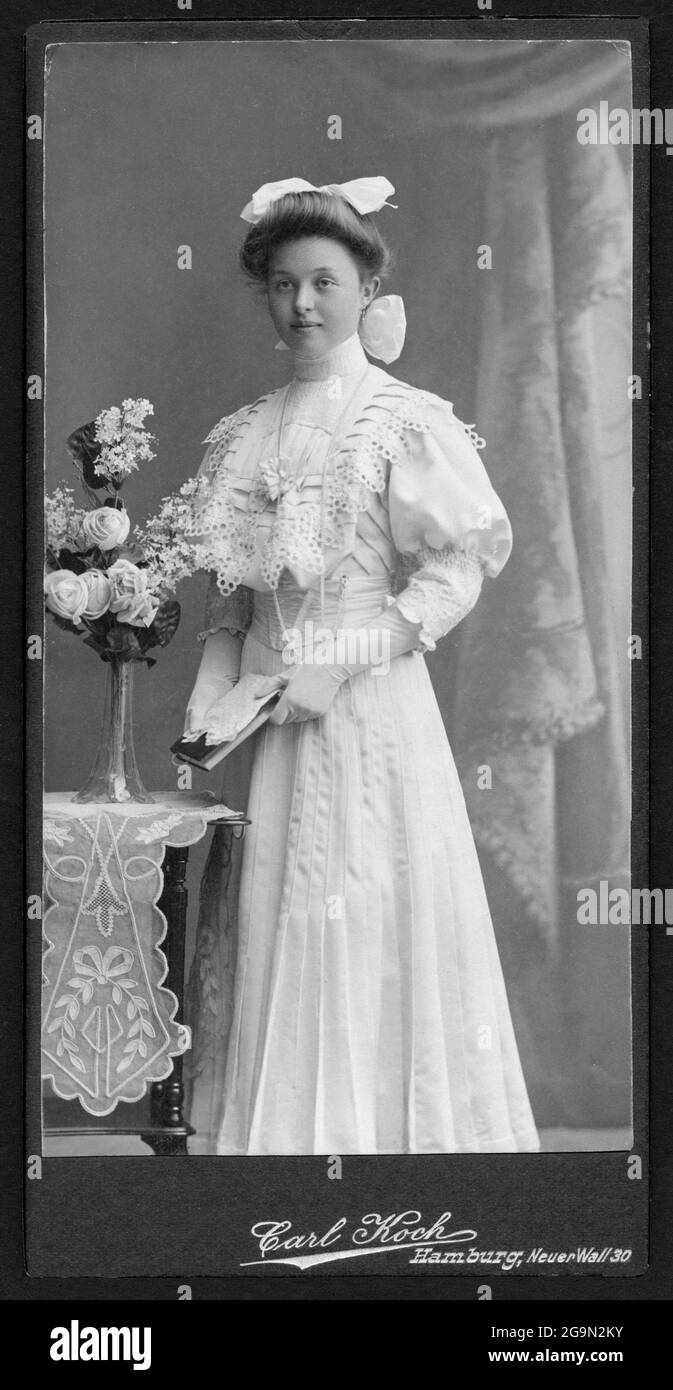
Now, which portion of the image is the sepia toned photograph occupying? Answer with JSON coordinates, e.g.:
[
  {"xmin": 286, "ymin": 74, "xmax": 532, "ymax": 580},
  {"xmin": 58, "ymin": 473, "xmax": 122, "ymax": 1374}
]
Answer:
[{"xmin": 36, "ymin": 34, "xmax": 634, "ymax": 1175}]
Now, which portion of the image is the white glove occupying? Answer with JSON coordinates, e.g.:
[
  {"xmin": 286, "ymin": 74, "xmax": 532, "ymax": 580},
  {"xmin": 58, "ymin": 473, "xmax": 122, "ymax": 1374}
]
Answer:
[
  {"xmin": 184, "ymin": 628, "xmax": 243, "ymax": 735},
  {"xmin": 270, "ymin": 664, "xmax": 344, "ymax": 725},
  {"xmin": 270, "ymin": 604, "xmax": 422, "ymax": 725}
]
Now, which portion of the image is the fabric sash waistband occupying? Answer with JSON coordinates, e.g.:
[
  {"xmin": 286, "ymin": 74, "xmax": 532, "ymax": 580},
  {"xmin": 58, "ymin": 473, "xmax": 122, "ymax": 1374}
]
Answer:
[{"xmin": 250, "ymin": 576, "xmax": 393, "ymax": 651}]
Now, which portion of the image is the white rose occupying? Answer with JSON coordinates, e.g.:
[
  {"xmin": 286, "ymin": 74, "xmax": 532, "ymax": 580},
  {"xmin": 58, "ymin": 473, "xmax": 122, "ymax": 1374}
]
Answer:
[
  {"xmin": 107, "ymin": 558, "xmax": 159, "ymax": 628},
  {"xmin": 44, "ymin": 570, "xmax": 89, "ymax": 626},
  {"xmin": 81, "ymin": 568, "xmax": 113, "ymax": 619},
  {"xmin": 79, "ymin": 506, "xmax": 131, "ymax": 552}
]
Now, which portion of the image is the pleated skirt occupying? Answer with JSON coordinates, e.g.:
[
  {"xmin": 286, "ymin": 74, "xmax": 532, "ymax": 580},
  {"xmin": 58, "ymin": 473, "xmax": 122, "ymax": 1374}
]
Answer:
[{"xmin": 187, "ymin": 580, "xmax": 539, "ymax": 1155}]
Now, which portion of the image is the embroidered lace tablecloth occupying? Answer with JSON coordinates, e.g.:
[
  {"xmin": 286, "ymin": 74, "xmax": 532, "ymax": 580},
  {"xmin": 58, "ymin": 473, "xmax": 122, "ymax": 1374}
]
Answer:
[{"xmin": 42, "ymin": 792, "xmax": 244, "ymax": 1116}]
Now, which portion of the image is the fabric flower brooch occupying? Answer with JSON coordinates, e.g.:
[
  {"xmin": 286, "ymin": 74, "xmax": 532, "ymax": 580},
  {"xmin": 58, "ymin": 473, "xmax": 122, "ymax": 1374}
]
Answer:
[{"xmin": 252, "ymin": 457, "xmax": 307, "ymax": 510}]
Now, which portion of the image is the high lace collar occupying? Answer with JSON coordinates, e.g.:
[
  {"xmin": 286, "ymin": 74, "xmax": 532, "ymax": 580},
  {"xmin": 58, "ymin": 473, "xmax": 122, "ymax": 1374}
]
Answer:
[{"xmin": 291, "ymin": 331, "xmax": 368, "ymax": 381}]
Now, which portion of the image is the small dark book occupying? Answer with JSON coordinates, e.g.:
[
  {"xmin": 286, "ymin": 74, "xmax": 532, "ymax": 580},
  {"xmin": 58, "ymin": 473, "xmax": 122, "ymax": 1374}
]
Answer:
[{"xmin": 170, "ymin": 689, "xmax": 282, "ymax": 772}]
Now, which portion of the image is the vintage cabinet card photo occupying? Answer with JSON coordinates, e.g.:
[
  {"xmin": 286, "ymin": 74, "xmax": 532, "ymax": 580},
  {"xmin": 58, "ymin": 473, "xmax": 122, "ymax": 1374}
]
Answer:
[{"xmin": 21, "ymin": 15, "xmax": 652, "ymax": 1289}]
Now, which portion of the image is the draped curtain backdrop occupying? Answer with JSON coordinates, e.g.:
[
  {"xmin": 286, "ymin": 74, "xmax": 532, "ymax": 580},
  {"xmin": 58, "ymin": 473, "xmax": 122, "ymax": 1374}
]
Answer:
[{"xmin": 44, "ymin": 38, "xmax": 633, "ymax": 1130}]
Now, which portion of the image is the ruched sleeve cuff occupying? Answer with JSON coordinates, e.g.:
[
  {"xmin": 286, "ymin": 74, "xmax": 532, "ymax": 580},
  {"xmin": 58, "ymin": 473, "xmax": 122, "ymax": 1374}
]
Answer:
[
  {"xmin": 391, "ymin": 545, "xmax": 484, "ymax": 653},
  {"xmin": 388, "ymin": 393, "xmax": 512, "ymax": 579},
  {"xmin": 197, "ymin": 574, "xmax": 254, "ymax": 644}
]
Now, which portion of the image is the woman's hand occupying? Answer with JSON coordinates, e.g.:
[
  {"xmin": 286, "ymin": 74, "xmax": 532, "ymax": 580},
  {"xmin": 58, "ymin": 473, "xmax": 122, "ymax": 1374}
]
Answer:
[
  {"xmin": 183, "ymin": 628, "xmax": 244, "ymax": 736},
  {"xmin": 270, "ymin": 664, "xmax": 346, "ymax": 725},
  {"xmin": 184, "ymin": 675, "xmax": 236, "ymax": 736}
]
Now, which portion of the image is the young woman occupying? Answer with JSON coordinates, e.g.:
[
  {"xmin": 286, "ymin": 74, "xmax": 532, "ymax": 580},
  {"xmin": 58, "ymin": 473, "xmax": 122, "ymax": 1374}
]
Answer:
[{"xmin": 182, "ymin": 176, "xmax": 539, "ymax": 1155}]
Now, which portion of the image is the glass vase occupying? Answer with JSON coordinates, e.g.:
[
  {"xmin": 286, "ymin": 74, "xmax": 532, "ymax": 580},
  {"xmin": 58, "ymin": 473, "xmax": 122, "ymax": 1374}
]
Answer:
[{"xmin": 72, "ymin": 655, "xmax": 154, "ymax": 804}]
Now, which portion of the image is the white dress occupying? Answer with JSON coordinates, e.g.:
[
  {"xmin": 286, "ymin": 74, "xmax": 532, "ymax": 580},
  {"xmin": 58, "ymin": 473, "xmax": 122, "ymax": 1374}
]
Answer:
[{"xmin": 183, "ymin": 331, "xmax": 539, "ymax": 1155}]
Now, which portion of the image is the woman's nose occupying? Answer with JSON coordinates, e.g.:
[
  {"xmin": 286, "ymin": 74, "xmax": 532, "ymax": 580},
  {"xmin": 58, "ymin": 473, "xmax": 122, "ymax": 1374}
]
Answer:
[{"xmin": 294, "ymin": 283, "xmax": 314, "ymax": 313}]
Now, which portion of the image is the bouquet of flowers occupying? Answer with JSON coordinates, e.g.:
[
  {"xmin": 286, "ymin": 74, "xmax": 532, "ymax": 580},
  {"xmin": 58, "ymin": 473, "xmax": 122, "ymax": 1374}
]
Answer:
[
  {"xmin": 44, "ymin": 398, "xmax": 185, "ymax": 666},
  {"xmin": 44, "ymin": 398, "xmax": 203, "ymax": 802}
]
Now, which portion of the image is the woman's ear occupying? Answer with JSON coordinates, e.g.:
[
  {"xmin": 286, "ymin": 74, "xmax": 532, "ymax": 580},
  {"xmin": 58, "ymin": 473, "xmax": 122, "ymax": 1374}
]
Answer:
[{"xmin": 361, "ymin": 275, "xmax": 381, "ymax": 308}]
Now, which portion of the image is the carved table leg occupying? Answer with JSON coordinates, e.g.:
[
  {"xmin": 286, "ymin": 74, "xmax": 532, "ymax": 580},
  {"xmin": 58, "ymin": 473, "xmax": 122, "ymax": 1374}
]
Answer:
[
  {"xmin": 150, "ymin": 1081, "xmax": 166, "ymax": 1124},
  {"xmin": 141, "ymin": 844, "xmax": 193, "ymax": 1156}
]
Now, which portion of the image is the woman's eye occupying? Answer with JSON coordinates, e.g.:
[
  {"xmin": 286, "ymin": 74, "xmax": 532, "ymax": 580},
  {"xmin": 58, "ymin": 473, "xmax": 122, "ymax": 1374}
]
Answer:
[{"xmin": 317, "ymin": 278, "xmax": 334, "ymax": 288}]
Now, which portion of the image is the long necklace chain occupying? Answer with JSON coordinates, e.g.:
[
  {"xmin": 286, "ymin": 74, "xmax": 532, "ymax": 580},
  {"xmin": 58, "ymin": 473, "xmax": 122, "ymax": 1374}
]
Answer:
[{"xmin": 270, "ymin": 364, "xmax": 370, "ymax": 651}]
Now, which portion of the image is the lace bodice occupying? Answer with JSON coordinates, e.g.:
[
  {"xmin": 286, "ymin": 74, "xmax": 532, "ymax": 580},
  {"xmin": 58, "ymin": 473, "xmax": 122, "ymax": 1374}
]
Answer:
[{"xmin": 185, "ymin": 332, "xmax": 513, "ymax": 652}]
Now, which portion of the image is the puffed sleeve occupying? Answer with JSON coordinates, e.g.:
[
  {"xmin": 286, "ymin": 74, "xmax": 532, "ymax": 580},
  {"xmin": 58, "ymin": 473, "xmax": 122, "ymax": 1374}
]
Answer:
[{"xmin": 387, "ymin": 392, "xmax": 512, "ymax": 652}]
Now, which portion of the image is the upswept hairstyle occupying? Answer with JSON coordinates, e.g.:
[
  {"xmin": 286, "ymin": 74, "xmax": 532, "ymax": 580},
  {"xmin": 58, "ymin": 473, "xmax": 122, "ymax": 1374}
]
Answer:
[{"xmin": 239, "ymin": 191, "xmax": 393, "ymax": 284}]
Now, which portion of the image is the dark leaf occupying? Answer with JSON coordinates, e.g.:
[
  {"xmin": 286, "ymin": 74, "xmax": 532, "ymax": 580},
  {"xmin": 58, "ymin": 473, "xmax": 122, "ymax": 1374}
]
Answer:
[
  {"xmin": 69, "ymin": 544, "xmax": 107, "ymax": 569},
  {"xmin": 82, "ymin": 613, "xmax": 112, "ymax": 641},
  {"xmin": 56, "ymin": 547, "xmax": 89, "ymax": 575},
  {"xmin": 106, "ymin": 625, "xmax": 142, "ymax": 659},
  {"xmin": 141, "ymin": 600, "xmax": 181, "ymax": 651},
  {"xmin": 67, "ymin": 421, "xmax": 106, "ymax": 490}
]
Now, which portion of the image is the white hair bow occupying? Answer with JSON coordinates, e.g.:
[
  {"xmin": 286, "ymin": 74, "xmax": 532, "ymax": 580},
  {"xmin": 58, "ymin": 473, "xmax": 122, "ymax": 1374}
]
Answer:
[
  {"xmin": 240, "ymin": 176, "xmax": 398, "ymax": 224},
  {"xmin": 359, "ymin": 294, "xmax": 406, "ymax": 363}
]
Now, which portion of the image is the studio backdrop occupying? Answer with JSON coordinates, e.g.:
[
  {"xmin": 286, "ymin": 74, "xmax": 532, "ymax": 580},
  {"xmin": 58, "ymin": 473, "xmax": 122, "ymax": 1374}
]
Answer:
[{"xmin": 43, "ymin": 37, "xmax": 633, "ymax": 1134}]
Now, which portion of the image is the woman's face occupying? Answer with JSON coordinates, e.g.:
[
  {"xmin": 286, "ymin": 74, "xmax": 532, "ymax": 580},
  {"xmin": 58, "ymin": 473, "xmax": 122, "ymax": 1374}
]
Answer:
[{"xmin": 267, "ymin": 237, "xmax": 379, "ymax": 359}]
